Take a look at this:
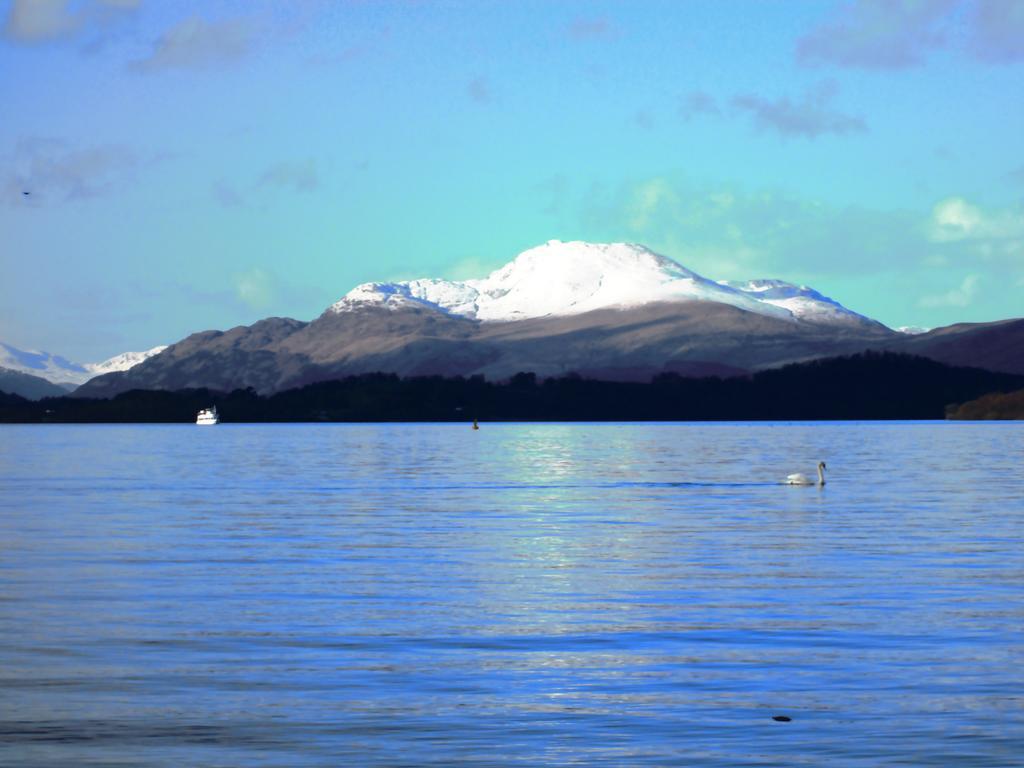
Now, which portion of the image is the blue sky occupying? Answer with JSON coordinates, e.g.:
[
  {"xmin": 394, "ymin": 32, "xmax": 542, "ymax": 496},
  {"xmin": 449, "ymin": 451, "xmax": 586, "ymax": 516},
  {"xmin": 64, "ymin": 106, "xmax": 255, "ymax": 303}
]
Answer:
[{"xmin": 1, "ymin": 0, "xmax": 1022, "ymax": 361}]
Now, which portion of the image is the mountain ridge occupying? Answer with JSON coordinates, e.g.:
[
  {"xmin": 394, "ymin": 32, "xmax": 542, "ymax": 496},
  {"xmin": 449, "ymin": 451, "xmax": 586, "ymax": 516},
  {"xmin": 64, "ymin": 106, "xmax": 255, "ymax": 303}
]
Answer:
[
  {"xmin": 42, "ymin": 240, "xmax": 1024, "ymax": 398},
  {"xmin": 0, "ymin": 341, "xmax": 167, "ymax": 388}
]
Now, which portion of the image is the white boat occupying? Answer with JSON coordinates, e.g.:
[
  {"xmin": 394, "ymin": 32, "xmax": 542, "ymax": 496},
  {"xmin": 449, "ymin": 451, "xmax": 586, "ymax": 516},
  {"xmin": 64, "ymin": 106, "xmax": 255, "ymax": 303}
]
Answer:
[{"xmin": 196, "ymin": 407, "xmax": 219, "ymax": 426}]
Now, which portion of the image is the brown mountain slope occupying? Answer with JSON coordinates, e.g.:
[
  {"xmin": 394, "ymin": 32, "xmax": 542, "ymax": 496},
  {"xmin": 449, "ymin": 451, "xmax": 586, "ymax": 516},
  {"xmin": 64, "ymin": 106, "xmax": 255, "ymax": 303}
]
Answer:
[
  {"xmin": 472, "ymin": 302, "xmax": 895, "ymax": 380},
  {"xmin": 884, "ymin": 318, "xmax": 1024, "ymax": 375},
  {"xmin": 77, "ymin": 308, "xmax": 1024, "ymax": 398},
  {"xmin": 75, "ymin": 301, "xmax": 899, "ymax": 397}
]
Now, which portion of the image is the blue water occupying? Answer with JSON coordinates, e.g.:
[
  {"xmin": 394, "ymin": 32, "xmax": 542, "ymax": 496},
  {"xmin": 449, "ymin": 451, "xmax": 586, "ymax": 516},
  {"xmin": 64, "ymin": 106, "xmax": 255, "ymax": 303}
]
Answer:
[{"xmin": 1, "ymin": 422, "xmax": 1022, "ymax": 766}]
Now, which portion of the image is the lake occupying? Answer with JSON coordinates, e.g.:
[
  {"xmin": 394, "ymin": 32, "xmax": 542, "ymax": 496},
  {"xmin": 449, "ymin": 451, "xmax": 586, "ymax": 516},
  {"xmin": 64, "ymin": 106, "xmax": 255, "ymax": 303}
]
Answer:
[{"xmin": 1, "ymin": 422, "xmax": 1022, "ymax": 766}]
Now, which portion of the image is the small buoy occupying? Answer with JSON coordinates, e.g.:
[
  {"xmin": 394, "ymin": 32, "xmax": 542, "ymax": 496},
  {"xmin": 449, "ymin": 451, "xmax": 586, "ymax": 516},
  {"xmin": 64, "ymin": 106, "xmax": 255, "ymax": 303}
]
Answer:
[{"xmin": 771, "ymin": 716, "xmax": 792, "ymax": 722}]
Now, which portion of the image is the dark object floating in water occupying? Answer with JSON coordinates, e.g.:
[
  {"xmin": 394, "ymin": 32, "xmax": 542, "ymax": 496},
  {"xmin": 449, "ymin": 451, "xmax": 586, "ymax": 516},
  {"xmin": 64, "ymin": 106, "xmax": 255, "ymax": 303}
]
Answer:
[
  {"xmin": 22, "ymin": 191, "xmax": 30, "ymax": 196},
  {"xmin": 772, "ymin": 716, "xmax": 792, "ymax": 722}
]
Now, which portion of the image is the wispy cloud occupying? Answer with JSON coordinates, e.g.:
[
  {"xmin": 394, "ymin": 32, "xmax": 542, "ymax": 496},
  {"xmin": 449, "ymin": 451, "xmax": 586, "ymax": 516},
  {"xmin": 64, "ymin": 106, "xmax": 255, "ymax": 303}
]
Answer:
[
  {"xmin": 1, "ymin": 0, "xmax": 138, "ymax": 45},
  {"xmin": 212, "ymin": 160, "xmax": 319, "ymax": 206},
  {"xmin": 580, "ymin": 174, "xmax": 928, "ymax": 279},
  {"xmin": 926, "ymin": 197, "xmax": 1024, "ymax": 271},
  {"xmin": 797, "ymin": 0, "xmax": 957, "ymax": 70},
  {"xmin": 567, "ymin": 17, "xmax": 616, "ymax": 41},
  {"xmin": 308, "ymin": 44, "xmax": 369, "ymax": 68},
  {"xmin": 130, "ymin": 15, "xmax": 254, "ymax": 72},
  {"xmin": 1, "ymin": 138, "xmax": 139, "ymax": 205},
  {"xmin": 918, "ymin": 274, "xmax": 980, "ymax": 308},
  {"xmin": 622, "ymin": 178, "xmax": 678, "ymax": 231},
  {"xmin": 797, "ymin": 0, "xmax": 1024, "ymax": 68},
  {"xmin": 534, "ymin": 174, "xmax": 570, "ymax": 216},
  {"xmin": 968, "ymin": 0, "xmax": 1024, "ymax": 63},
  {"xmin": 258, "ymin": 160, "xmax": 318, "ymax": 193},
  {"xmin": 732, "ymin": 82, "xmax": 866, "ymax": 139},
  {"xmin": 2, "ymin": 0, "xmax": 78, "ymax": 41},
  {"xmin": 211, "ymin": 179, "xmax": 244, "ymax": 208},
  {"xmin": 632, "ymin": 109, "xmax": 655, "ymax": 130},
  {"xmin": 467, "ymin": 77, "xmax": 492, "ymax": 104},
  {"xmin": 678, "ymin": 91, "xmax": 720, "ymax": 121},
  {"xmin": 442, "ymin": 256, "xmax": 503, "ymax": 281},
  {"xmin": 677, "ymin": 84, "xmax": 864, "ymax": 139}
]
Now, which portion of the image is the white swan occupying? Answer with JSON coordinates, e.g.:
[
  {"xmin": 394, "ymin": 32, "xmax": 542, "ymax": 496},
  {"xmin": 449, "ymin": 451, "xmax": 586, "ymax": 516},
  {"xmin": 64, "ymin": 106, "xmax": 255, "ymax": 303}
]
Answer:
[{"xmin": 786, "ymin": 461, "xmax": 826, "ymax": 486}]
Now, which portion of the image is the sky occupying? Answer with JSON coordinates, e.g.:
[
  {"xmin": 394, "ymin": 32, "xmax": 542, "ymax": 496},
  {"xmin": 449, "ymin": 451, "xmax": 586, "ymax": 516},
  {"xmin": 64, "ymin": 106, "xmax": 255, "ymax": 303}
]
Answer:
[{"xmin": 1, "ymin": 0, "xmax": 1022, "ymax": 362}]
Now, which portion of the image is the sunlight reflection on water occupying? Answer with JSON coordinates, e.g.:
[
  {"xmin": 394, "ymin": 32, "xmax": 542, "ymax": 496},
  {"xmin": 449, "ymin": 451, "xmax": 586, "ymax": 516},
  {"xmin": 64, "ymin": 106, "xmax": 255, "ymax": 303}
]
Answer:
[{"xmin": 0, "ymin": 422, "xmax": 1022, "ymax": 766}]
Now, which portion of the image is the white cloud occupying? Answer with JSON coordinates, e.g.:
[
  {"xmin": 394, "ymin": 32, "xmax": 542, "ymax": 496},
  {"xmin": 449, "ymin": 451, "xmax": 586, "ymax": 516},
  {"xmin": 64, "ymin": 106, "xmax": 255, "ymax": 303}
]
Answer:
[
  {"xmin": 231, "ymin": 268, "xmax": 326, "ymax": 316},
  {"xmin": 626, "ymin": 178, "xmax": 677, "ymax": 230},
  {"xmin": 929, "ymin": 196, "xmax": 1024, "ymax": 245},
  {"xmin": 235, "ymin": 268, "xmax": 274, "ymax": 309},
  {"xmin": 918, "ymin": 274, "xmax": 981, "ymax": 308},
  {"xmin": 442, "ymin": 256, "xmax": 503, "ymax": 281},
  {"xmin": 584, "ymin": 175, "xmax": 923, "ymax": 278},
  {"xmin": 930, "ymin": 197, "xmax": 984, "ymax": 240}
]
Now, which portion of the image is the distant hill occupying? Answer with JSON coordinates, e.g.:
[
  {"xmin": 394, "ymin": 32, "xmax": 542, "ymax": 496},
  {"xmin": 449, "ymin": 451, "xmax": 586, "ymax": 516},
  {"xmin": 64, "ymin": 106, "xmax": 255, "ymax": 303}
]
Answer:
[
  {"xmin": 887, "ymin": 318, "xmax": 1024, "ymax": 376},
  {"xmin": 0, "ymin": 340, "xmax": 167, "ymax": 388},
  {"xmin": 947, "ymin": 389, "xmax": 1024, "ymax": 420},
  {"xmin": 0, "ymin": 367, "xmax": 72, "ymax": 400}
]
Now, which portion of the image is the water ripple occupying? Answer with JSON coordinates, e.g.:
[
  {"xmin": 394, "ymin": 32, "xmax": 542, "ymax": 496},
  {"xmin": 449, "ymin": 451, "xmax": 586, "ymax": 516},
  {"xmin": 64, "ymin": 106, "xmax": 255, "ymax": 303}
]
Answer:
[{"xmin": 1, "ymin": 422, "xmax": 1022, "ymax": 766}]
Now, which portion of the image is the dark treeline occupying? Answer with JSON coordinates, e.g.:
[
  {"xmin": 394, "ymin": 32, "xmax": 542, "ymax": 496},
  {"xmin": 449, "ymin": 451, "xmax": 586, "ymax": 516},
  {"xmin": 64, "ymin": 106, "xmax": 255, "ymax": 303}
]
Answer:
[{"xmin": 2, "ymin": 352, "xmax": 1022, "ymax": 423}]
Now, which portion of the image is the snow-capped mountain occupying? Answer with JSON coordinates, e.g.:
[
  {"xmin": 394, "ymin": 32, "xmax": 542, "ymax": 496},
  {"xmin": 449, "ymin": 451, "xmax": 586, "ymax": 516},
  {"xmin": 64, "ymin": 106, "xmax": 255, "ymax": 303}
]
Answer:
[
  {"xmin": 74, "ymin": 238, "xmax": 1024, "ymax": 398},
  {"xmin": 330, "ymin": 240, "xmax": 881, "ymax": 328},
  {"xmin": 720, "ymin": 279, "xmax": 877, "ymax": 327},
  {"xmin": 85, "ymin": 347, "xmax": 169, "ymax": 378},
  {"xmin": 0, "ymin": 342, "xmax": 167, "ymax": 387}
]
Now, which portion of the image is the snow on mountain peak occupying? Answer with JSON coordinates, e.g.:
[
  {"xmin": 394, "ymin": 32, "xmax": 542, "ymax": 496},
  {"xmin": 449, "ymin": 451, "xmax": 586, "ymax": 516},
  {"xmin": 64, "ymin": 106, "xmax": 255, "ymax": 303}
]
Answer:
[
  {"xmin": 0, "ymin": 341, "xmax": 167, "ymax": 386},
  {"xmin": 329, "ymin": 240, "xmax": 877, "ymax": 327},
  {"xmin": 720, "ymin": 279, "xmax": 876, "ymax": 326},
  {"xmin": 86, "ymin": 346, "xmax": 169, "ymax": 377}
]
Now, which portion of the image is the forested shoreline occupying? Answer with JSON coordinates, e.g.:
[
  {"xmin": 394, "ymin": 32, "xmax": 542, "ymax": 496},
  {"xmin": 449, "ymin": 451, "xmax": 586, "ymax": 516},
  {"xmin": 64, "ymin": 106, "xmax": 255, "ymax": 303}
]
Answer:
[{"xmin": 2, "ymin": 352, "xmax": 1022, "ymax": 423}]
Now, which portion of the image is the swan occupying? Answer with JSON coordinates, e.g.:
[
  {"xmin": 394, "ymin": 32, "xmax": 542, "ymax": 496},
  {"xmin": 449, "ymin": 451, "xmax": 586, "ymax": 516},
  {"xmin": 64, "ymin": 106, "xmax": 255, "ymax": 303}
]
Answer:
[{"xmin": 786, "ymin": 461, "xmax": 826, "ymax": 486}]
